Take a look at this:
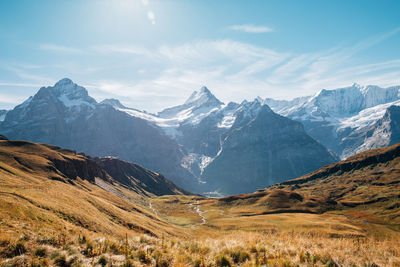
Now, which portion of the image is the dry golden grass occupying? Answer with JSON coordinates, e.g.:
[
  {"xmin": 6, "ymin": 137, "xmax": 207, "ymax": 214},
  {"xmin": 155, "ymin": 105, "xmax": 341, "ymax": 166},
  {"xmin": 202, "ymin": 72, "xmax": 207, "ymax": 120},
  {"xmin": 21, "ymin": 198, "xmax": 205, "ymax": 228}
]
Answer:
[
  {"xmin": 2, "ymin": 216, "xmax": 400, "ymax": 266},
  {"xmin": 1, "ymin": 140, "xmax": 400, "ymax": 266}
]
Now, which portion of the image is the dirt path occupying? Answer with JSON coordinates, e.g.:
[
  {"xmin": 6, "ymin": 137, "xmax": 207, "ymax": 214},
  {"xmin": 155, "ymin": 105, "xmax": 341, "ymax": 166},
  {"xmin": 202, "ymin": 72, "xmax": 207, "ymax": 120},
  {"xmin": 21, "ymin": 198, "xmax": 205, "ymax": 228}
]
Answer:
[
  {"xmin": 149, "ymin": 199, "xmax": 158, "ymax": 217},
  {"xmin": 188, "ymin": 201, "xmax": 206, "ymax": 227}
]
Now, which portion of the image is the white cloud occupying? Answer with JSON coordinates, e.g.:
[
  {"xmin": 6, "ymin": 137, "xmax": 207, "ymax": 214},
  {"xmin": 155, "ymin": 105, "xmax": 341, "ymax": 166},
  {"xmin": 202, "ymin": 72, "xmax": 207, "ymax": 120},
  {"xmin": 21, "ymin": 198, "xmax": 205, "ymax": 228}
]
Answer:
[
  {"xmin": 0, "ymin": 82, "xmax": 44, "ymax": 87},
  {"xmin": 228, "ymin": 24, "xmax": 274, "ymax": 33},
  {"xmin": 3, "ymin": 27, "xmax": 400, "ymax": 112},
  {"xmin": 0, "ymin": 93, "xmax": 29, "ymax": 105}
]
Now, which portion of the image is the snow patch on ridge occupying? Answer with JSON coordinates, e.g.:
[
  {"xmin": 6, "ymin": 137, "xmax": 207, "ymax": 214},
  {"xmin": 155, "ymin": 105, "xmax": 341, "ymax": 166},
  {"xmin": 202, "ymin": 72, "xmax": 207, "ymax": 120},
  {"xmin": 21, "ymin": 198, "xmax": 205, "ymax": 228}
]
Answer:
[
  {"xmin": 58, "ymin": 94, "xmax": 96, "ymax": 109},
  {"xmin": 338, "ymin": 100, "xmax": 400, "ymax": 131}
]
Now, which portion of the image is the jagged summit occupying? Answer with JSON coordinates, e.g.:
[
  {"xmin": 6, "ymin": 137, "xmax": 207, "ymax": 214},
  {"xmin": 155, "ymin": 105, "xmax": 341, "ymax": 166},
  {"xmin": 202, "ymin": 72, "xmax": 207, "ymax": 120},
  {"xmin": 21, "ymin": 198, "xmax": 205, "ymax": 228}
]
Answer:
[
  {"xmin": 158, "ymin": 86, "xmax": 223, "ymax": 119},
  {"xmin": 184, "ymin": 86, "xmax": 224, "ymax": 106},
  {"xmin": 101, "ymin": 98, "xmax": 127, "ymax": 109},
  {"xmin": 51, "ymin": 78, "xmax": 93, "ymax": 100},
  {"xmin": 30, "ymin": 78, "xmax": 97, "ymax": 108}
]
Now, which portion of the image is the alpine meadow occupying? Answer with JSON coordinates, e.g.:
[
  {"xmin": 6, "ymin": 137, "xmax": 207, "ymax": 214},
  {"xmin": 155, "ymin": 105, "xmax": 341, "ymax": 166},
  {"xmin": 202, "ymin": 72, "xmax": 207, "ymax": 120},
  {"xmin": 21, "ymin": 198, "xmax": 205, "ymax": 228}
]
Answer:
[{"xmin": 1, "ymin": 1, "xmax": 400, "ymax": 267}]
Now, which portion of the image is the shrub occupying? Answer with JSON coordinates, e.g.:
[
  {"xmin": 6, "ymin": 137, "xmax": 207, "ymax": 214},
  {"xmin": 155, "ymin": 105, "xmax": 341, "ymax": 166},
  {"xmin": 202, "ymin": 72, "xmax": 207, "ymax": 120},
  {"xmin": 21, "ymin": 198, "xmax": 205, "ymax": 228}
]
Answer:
[
  {"xmin": 0, "ymin": 239, "xmax": 10, "ymax": 247},
  {"xmin": 37, "ymin": 236, "xmax": 58, "ymax": 246},
  {"xmin": 68, "ymin": 256, "xmax": 82, "ymax": 267},
  {"xmin": 153, "ymin": 250, "xmax": 171, "ymax": 267},
  {"xmin": 53, "ymin": 254, "xmax": 68, "ymax": 267},
  {"xmin": 4, "ymin": 241, "xmax": 26, "ymax": 258},
  {"xmin": 83, "ymin": 242, "xmax": 93, "ymax": 256},
  {"xmin": 155, "ymin": 257, "xmax": 170, "ymax": 267},
  {"xmin": 216, "ymin": 254, "xmax": 231, "ymax": 267},
  {"xmin": 227, "ymin": 249, "xmax": 250, "ymax": 264},
  {"xmin": 78, "ymin": 234, "xmax": 86, "ymax": 245},
  {"xmin": 30, "ymin": 258, "xmax": 48, "ymax": 267},
  {"xmin": 194, "ymin": 259, "xmax": 203, "ymax": 267},
  {"xmin": 122, "ymin": 260, "xmax": 135, "ymax": 267},
  {"xmin": 250, "ymin": 246, "xmax": 258, "ymax": 253},
  {"xmin": 97, "ymin": 255, "xmax": 108, "ymax": 267},
  {"xmin": 136, "ymin": 249, "xmax": 152, "ymax": 264},
  {"xmin": 50, "ymin": 250, "xmax": 62, "ymax": 260},
  {"xmin": 34, "ymin": 247, "xmax": 47, "ymax": 258}
]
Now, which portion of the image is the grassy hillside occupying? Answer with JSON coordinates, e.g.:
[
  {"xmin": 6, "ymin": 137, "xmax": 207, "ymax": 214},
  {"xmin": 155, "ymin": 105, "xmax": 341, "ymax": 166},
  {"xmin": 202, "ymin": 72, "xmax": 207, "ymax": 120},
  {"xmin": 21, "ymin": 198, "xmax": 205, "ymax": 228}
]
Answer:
[
  {"xmin": 1, "ymin": 139, "xmax": 400, "ymax": 266},
  {"xmin": 0, "ymin": 139, "xmax": 192, "ymax": 265}
]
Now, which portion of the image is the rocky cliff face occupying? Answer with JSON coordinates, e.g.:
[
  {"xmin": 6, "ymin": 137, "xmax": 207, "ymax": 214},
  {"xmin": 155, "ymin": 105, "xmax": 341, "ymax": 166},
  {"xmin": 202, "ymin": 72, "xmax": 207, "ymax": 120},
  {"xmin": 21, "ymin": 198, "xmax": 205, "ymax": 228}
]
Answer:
[
  {"xmin": 0, "ymin": 79, "xmax": 196, "ymax": 190},
  {"xmin": 0, "ymin": 79, "xmax": 339, "ymax": 195},
  {"xmin": 202, "ymin": 105, "xmax": 337, "ymax": 195},
  {"xmin": 266, "ymin": 83, "xmax": 400, "ymax": 159},
  {"xmin": 0, "ymin": 110, "xmax": 7, "ymax": 122},
  {"xmin": 0, "ymin": 139, "xmax": 110, "ymax": 183},
  {"xmin": 0, "ymin": 138, "xmax": 187, "ymax": 197},
  {"xmin": 94, "ymin": 157, "xmax": 189, "ymax": 196}
]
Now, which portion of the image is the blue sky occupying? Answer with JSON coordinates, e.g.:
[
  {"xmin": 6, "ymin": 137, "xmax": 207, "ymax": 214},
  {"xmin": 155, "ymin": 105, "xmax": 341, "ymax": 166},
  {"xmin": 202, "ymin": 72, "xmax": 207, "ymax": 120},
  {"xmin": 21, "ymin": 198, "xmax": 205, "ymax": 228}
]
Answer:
[{"xmin": 1, "ymin": 0, "xmax": 400, "ymax": 112}]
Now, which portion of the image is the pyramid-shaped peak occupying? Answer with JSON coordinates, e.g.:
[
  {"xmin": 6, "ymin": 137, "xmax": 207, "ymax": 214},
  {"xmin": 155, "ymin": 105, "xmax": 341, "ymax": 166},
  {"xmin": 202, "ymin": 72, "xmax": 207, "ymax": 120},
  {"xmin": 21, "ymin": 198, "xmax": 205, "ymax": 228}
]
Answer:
[
  {"xmin": 185, "ymin": 86, "xmax": 223, "ymax": 106},
  {"xmin": 199, "ymin": 86, "xmax": 211, "ymax": 94}
]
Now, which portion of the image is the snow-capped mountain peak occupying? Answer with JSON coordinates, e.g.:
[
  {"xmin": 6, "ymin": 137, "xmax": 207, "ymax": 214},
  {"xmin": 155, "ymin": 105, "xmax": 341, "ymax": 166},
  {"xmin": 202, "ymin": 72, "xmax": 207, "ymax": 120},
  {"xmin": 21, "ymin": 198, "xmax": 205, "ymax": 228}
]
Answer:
[
  {"xmin": 184, "ymin": 86, "xmax": 223, "ymax": 107},
  {"xmin": 20, "ymin": 78, "xmax": 97, "ymax": 112},
  {"xmin": 50, "ymin": 78, "xmax": 96, "ymax": 108},
  {"xmin": 52, "ymin": 78, "xmax": 91, "ymax": 98},
  {"xmin": 158, "ymin": 86, "xmax": 223, "ymax": 120}
]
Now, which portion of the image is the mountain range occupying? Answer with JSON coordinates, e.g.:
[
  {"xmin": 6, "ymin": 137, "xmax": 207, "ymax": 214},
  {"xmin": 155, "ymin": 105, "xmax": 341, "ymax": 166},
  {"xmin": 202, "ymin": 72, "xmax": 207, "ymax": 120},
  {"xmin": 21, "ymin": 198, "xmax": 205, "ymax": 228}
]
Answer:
[
  {"xmin": 2, "ymin": 79, "xmax": 400, "ymax": 195},
  {"xmin": 265, "ymin": 83, "xmax": 400, "ymax": 159},
  {"xmin": 0, "ymin": 79, "xmax": 339, "ymax": 195},
  {"xmin": 1, "ymin": 124, "xmax": 399, "ymax": 266}
]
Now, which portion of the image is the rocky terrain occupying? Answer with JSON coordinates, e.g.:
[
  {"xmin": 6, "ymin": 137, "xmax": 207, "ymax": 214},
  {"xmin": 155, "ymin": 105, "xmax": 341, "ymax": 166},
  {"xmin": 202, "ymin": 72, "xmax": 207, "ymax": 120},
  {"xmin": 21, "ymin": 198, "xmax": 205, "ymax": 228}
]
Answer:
[
  {"xmin": 0, "ymin": 79, "xmax": 337, "ymax": 195},
  {"xmin": 0, "ymin": 79, "xmax": 196, "ymax": 191},
  {"xmin": 266, "ymin": 83, "xmax": 400, "ymax": 159}
]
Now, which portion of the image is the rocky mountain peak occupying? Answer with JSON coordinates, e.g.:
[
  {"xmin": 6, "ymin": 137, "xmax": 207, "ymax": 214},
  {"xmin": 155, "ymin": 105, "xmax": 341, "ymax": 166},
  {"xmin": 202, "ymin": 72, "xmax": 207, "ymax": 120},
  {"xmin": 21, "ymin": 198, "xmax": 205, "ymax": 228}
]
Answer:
[
  {"xmin": 51, "ymin": 78, "xmax": 93, "ymax": 101},
  {"xmin": 185, "ymin": 86, "xmax": 223, "ymax": 107},
  {"xmin": 55, "ymin": 78, "xmax": 74, "ymax": 86},
  {"xmin": 101, "ymin": 98, "xmax": 127, "ymax": 109}
]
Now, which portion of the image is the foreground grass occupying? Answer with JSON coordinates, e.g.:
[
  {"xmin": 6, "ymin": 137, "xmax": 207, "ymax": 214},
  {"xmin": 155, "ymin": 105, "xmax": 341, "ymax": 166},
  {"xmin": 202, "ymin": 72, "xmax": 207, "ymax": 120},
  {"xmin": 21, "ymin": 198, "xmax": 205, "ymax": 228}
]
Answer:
[
  {"xmin": 1, "ymin": 141, "xmax": 400, "ymax": 266},
  {"xmin": 1, "ymin": 229, "xmax": 400, "ymax": 266},
  {"xmin": 2, "ymin": 194, "xmax": 400, "ymax": 266}
]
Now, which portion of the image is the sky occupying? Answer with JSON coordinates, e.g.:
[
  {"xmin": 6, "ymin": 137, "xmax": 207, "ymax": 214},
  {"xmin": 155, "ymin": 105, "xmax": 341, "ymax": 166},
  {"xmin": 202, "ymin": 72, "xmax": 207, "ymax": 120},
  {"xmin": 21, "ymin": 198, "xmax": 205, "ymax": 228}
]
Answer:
[{"xmin": 1, "ymin": 0, "xmax": 400, "ymax": 112}]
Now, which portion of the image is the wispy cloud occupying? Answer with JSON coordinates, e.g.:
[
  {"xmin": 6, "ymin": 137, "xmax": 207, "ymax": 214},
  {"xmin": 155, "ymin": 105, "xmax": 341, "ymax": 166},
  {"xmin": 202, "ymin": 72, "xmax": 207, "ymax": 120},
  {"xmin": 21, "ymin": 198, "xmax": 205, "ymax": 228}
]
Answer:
[
  {"xmin": 228, "ymin": 24, "xmax": 274, "ymax": 33},
  {"xmin": 39, "ymin": 44, "xmax": 84, "ymax": 54},
  {"xmin": 2, "ymin": 27, "xmax": 400, "ymax": 112},
  {"xmin": 0, "ymin": 82, "xmax": 44, "ymax": 87}
]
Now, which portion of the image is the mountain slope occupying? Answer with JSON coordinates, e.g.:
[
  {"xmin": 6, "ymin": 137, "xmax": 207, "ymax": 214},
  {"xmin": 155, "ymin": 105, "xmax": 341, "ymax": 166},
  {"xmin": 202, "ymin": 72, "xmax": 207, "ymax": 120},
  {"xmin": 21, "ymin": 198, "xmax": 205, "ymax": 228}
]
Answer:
[
  {"xmin": 94, "ymin": 157, "xmax": 189, "ymax": 196},
  {"xmin": 0, "ymin": 79, "xmax": 196, "ymax": 190},
  {"xmin": 266, "ymin": 83, "xmax": 400, "ymax": 159},
  {"xmin": 0, "ymin": 110, "xmax": 7, "ymax": 122},
  {"xmin": 213, "ymin": 142, "xmax": 400, "ymax": 229},
  {"xmin": 0, "ymin": 137, "xmax": 188, "ymax": 239},
  {"xmin": 0, "ymin": 79, "xmax": 342, "ymax": 195},
  {"xmin": 202, "ymin": 105, "xmax": 337, "ymax": 195}
]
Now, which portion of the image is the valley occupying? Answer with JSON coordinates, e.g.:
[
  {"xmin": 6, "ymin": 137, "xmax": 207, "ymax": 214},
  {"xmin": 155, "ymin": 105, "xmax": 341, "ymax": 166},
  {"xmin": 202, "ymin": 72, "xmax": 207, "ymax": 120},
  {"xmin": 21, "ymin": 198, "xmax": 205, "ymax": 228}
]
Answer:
[
  {"xmin": 2, "ymin": 2, "xmax": 400, "ymax": 266},
  {"xmin": 1, "ymin": 137, "xmax": 400, "ymax": 266}
]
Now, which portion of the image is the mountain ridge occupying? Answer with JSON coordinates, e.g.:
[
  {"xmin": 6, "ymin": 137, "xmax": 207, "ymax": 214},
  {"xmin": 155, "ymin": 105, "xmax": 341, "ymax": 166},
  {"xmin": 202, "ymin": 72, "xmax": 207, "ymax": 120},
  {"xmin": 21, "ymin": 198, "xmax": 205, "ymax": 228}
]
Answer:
[{"xmin": 0, "ymin": 79, "xmax": 344, "ymax": 194}]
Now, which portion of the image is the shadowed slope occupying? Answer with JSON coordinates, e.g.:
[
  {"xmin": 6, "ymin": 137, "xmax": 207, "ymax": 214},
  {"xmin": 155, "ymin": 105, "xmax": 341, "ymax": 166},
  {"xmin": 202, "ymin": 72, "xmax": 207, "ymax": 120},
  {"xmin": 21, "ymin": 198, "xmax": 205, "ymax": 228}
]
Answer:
[
  {"xmin": 0, "ymin": 138, "xmax": 187, "ymax": 239},
  {"xmin": 210, "ymin": 143, "xmax": 400, "ymax": 229},
  {"xmin": 94, "ymin": 157, "xmax": 190, "ymax": 196}
]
